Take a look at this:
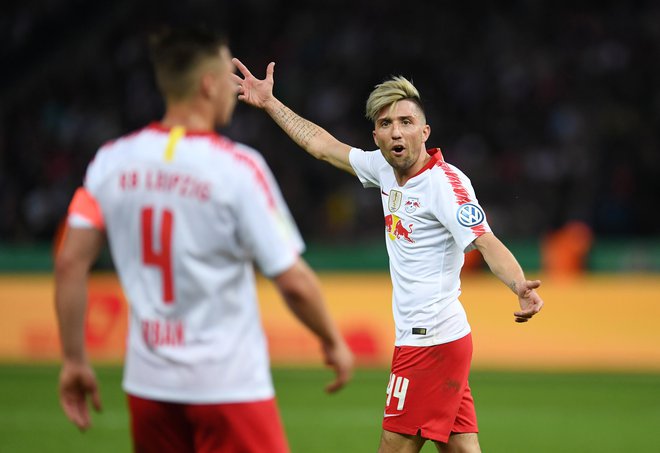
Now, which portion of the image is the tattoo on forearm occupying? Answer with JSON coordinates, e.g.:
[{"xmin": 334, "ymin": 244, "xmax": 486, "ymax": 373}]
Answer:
[
  {"xmin": 509, "ymin": 281, "xmax": 518, "ymax": 294},
  {"xmin": 273, "ymin": 106, "xmax": 322, "ymax": 148}
]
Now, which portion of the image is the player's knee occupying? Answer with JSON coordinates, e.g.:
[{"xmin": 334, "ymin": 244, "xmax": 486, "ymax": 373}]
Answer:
[
  {"xmin": 437, "ymin": 433, "xmax": 480, "ymax": 453},
  {"xmin": 378, "ymin": 430, "xmax": 425, "ymax": 453}
]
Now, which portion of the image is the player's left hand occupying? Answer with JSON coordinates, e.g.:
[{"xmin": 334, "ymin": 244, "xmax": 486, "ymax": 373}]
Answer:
[
  {"xmin": 231, "ymin": 58, "xmax": 276, "ymax": 109},
  {"xmin": 513, "ymin": 279, "xmax": 544, "ymax": 323}
]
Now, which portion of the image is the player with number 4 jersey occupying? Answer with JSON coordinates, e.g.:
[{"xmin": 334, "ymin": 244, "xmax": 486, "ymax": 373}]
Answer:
[
  {"xmin": 55, "ymin": 27, "xmax": 353, "ymax": 453},
  {"xmin": 71, "ymin": 122, "xmax": 303, "ymax": 404}
]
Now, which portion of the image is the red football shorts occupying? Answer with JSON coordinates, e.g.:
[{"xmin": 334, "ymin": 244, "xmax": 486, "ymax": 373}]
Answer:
[
  {"xmin": 127, "ymin": 394, "xmax": 290, "ymax": 453},
  {"xmin": 382, "ymin": 333, "xmax": 478, "ymax": 443}
]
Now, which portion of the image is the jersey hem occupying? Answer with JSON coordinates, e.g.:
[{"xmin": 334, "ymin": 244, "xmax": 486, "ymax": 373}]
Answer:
[
  {"xmin": 394, "ymin": 328, "xmax": 471, "ymax": 348},
  {"xmin": 122, "ymin": 383, "xmax": 275, "ymax": 404}
]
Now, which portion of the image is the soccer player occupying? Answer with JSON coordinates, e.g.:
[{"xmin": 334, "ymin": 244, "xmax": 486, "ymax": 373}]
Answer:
[
  {"xmin": 54, "ymin": 27, "xmax": 353, "ymax": 453},
  {"xmin": 232, "ymin": 59, "xmax": 544, "ymax": 453}
]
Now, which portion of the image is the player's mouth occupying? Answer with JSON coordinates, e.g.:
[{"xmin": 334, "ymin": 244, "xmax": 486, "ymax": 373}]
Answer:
[{"xmin": 391, "ymin": 145, "xmax": 405, "ymax": 156}]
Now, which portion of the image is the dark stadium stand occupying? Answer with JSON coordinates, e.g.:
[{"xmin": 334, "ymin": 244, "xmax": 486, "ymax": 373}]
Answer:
[{"xmin": 1, "ymin": 1, "xmax": 659, "ymax": 249}]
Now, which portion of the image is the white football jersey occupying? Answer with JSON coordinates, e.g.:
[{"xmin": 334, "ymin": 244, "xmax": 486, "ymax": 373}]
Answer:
[
  {"xmin": 68, "ymin": 123, "xmax": 304, "ymax": 403},
  {"xmin": 349, "ymin": 148, "xmax": 491, "ymax": 347}
]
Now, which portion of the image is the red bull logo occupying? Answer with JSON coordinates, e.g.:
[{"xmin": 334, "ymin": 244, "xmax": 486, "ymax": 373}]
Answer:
[{"xmin": 385, "ymin": 214, "xmax": 415, "ymax": 243}]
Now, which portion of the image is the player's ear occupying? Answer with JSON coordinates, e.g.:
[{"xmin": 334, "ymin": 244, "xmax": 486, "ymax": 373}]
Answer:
[
  {"xmin": 373, "ymin": 129, "xmax": 378, "ymax": 146},
  {"xmin": 422, "ymin": 124, "xmax": 431, "ymax": 143},
  {"xmin": 201, "ymin": 72, "xmax": 217, "ymax": 99}
]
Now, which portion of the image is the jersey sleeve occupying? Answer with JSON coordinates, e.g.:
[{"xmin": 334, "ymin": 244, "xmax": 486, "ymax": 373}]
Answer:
[
  {"xmin": 67, "ymin": 139, "xmax": 119, "ymax": 231},
  {"xmin": 432, "ymin": 163, "xmax": 491, "ymax": 252},
  {"xmin": 67, "ymin": 144, "xmax": 112, "ymax": 230},
  {"xmin": 233, "ymin": 153, "xmax": 304, "ymax": 277},
  {"xmin": 349, "ymin": 148, "xmax": 381, "ymax": 188}
]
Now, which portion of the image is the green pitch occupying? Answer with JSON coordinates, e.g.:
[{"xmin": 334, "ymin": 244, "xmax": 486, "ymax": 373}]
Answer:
[{"xmin": 1, "ymin": 366, "xmax": 659, "ymax": 452}]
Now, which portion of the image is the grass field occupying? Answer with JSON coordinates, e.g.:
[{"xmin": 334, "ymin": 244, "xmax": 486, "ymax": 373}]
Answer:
[{"xmin": 1, "ymin": 366, "xmax": 659, "ymax": 452}]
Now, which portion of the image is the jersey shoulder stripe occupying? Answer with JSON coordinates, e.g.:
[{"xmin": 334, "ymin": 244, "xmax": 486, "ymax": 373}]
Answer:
[{"xmin": 433, "ymin": 158, "xmax": 488, "ymax": 235}]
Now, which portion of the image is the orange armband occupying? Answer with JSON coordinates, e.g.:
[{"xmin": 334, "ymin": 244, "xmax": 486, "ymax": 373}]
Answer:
[{"xmin": 68, "ymin": 187, "xmax": 105, "ymax": 230}]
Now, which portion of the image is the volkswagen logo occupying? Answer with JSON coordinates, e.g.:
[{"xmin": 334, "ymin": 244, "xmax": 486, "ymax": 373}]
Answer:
[{"xmin": 457, "ymin": 203, "xmax": 485, "ymax": 227}]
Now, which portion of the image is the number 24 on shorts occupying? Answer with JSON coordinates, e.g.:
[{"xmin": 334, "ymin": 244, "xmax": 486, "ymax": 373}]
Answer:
[{"xmin": 386, "ymin": 373, "xmax": 410, "ymax": 411}]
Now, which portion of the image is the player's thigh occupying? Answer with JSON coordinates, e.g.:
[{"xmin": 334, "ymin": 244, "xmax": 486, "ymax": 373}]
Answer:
[
  {"xmin": 434, "ymin": 432, "xmax": 481, "ymax": 453},
  {"xmin": 186, "ymin": 398, "xmax": 289, "ymax": 453},
  {"xmin": 127, "ymin": 394, "xmax": 194, "ymax": 453},
  {"xmin": 378, "ymin": 429, "xmax": 426, "ymax": 453}
]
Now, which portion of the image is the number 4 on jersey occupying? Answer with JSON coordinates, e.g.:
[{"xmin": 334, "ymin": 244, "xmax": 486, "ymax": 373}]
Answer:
[
  {"xmin": 141, "ymin": 207, "xmax": 174, "ymax": 304},
  {"xmin": 386, "ymin": 373, "xmax": 409, "ymax": 411}
]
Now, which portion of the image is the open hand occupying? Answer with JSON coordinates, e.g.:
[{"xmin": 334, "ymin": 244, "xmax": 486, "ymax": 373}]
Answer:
[{"xmin": 231, "ymin": 58, "xmax": 276, "ymax": 109}]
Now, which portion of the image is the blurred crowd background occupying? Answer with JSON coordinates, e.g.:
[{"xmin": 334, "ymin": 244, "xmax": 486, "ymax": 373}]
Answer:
[{"xmin": 1, "ymin": 0, "xmax": 659, "ymax": 246}]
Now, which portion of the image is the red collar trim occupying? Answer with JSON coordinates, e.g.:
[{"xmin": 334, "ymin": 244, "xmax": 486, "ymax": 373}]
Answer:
[
  {"xmin": 427, "ymin": 147, "xmax": 444, "ymax": 162},
  {"xmin": 410, "ymin": 148, "xmax": 444, "ymax": 178},
  {"xmin": 146, "ymin": 122, "xmax": 220, "ymax": 137}
]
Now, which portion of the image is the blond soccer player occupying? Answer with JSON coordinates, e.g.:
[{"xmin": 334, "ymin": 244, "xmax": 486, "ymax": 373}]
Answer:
[{"xmin": 233, "ymin": 59, "xmax": 544, "ymax": 453}]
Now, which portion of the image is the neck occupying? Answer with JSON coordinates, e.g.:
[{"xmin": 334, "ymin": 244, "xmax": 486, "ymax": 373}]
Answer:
[
  {"xmin": 395, "ymin": 149, "xmax": 431, "ymax": 186},
  {"xmin": 161, "ymin": 99, "xmax": 215, "ymax": 131}
]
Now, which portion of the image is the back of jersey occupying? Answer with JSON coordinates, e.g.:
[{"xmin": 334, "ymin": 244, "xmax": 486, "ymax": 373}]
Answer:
[{"xmin": 81, "ymin": 123, "xmax": 303, "ymax": 403}]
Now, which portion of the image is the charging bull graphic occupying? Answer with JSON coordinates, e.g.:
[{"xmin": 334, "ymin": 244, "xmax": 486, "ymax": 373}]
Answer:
[{"xmin": 385, "ymin": 214, "xmax": 415, "ymax": 243}]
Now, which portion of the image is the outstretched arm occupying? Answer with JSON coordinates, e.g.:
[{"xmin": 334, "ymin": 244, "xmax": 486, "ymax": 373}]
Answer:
[
  {"xmin": 273, "ymin": 257, "xmax": 354, "ymax": 393},
  {"xmin": 474, "ymin": 232, "xmax": 544, "ymax": 323},
  {"xmin": 232, "ymin": 58, "xmax": 354, "ymax": 174}
]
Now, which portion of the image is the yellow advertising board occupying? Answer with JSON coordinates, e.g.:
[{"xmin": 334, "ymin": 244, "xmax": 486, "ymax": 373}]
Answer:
[{"xmin": 1, "ymin": 273, "xmax": 659, "ymax": 371}]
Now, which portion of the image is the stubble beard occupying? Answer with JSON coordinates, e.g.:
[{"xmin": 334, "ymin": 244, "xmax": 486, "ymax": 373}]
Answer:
[{"xmin": 384, "ymin": 151, "xmax": 415, "ymax": 175}]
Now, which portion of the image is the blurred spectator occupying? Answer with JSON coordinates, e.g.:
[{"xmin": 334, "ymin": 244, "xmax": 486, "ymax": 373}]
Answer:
[{"xmin": 542, "ymin": 221, "xmax": 594, "ymax": 278}]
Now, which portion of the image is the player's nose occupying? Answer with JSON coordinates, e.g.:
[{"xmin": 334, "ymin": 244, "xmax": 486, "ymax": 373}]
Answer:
[{"xmin": 391, "ymin": 122, "xmax": 402, "ymax": 138}]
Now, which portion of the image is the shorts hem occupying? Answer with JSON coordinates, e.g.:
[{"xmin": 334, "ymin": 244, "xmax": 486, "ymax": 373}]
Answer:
[{"xmin": 383, "ymin": 424, "xmax": 451, "ymax": 444}]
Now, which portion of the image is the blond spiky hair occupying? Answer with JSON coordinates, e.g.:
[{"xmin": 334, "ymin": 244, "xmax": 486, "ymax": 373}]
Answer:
[{"xmin": 365, "ymin": 76, "xmax": 424, "ymax": 123}]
